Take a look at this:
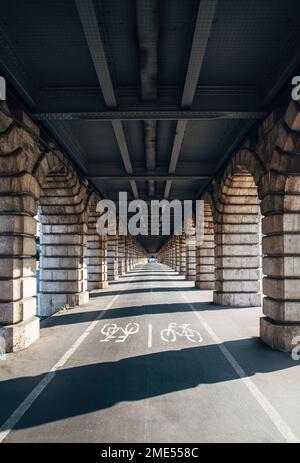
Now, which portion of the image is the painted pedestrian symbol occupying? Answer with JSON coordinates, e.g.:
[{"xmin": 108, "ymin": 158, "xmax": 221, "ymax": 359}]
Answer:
[
  {"xmin": 160, "ymin": 323, "xmax": 203, "ymax": 343},
  {"xmin": 100, "ymin": 322, "xmax": 139, "ymax": 343}
]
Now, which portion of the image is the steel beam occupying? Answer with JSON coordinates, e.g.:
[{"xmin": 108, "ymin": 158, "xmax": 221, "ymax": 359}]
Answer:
[
  {"xmin": 31, "ymin": 109, "xmax": 264, "ymax": 121},
  {"xmin": 164, "ymin": 0, "xmax": 218, "ymax": 198},
  {"xmin": 75, "ymin": 0, "xmax": 138, "ymax": 198},
  {"xmin": 38, "ymin": 84, "xmax": 260, "ymax": 99},
  {"xmin": 88, "ymin": 174, "xmax": 212, "ymax": 181},
  {"xmin": 136, "ymin": 0, "xmax": 159, "ymax": 198}
]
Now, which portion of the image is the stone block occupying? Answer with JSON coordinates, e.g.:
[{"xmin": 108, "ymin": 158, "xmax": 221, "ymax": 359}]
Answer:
[
  {"xmin": 216, "ymin": 280, "xmax": 260, "ymax": 292},
  {"xmin": 215, "ymin": 244, "xmax": 260, "ymax": 257},
  {"xmin": 260, "ymin": 317, "xmax": 300, "ymax": 352},
  {"xmin": 38, "ymin": 291, "xmax": 89, "ymax": 316},
  {"xmin": 214, "ymin": 292, "xmax": 261, "ymax": 307},
  {"xmin": 0, "ymin": 316, "xmax": 39, "ymax": 352},
  {"xmin": 0, "ymin": 236, "xmax": 36, "ymax": 256},
  {"xmin": 263, "ymin": 277, "xmax": 300, "ymax": 300},
  {"xmin": 0, "ymin": 297, "xmax": 36, "ymax": 324},
  {"xmin": 263, "ymin": 256, "xmax": 300, "ymax": 277},
  {"xmin": 263, "ymin": 297, "xmax": 300, "ymax": 323},
  {"xmin": 216, "ymin": 268, "xmax": 261, "ymax": 280}
]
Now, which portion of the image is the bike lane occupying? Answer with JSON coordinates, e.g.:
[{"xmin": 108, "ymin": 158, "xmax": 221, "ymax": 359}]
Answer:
[{"xmin": 1, "ymin": 263, "xmax": 295, "ymax": 442}]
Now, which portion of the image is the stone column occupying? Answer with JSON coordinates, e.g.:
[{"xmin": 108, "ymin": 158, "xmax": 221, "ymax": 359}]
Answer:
[
  {"xmin": 260, "ymin": 170, "xmax": 300, "ymax": 350},
  {"xmin": 87, "ymin": 202, "xmax": 108, "ymax": 290},
  {"xmin": 171, "ymin": 238, "xmax": 176, "ymax": 270},
  {"xmin": 38, "ymin": 175, "xmax": 89, "ymax": 316},
  {"xmin": 214, "ymin": 172, "xmax": 261, "ymax": 307},
  {"xmin": 118, "ymin": 235, "xmax": 126, "ymax": 276},
  {"xmin": 186, "ymin": 236, "xmax": 196, "ymax": 281},
  {"xmin": 195, "ymin": 201, "xmax": 215, "ymax": 290},
  {"xmin": 175, "ymin": 236, "xmax": 180, "ymax": 272},
  {"xmin": 87, "ymin": 235, "xmax": 108, "ymax": 291},
  {"xmin": 107, "ymin": 234, "xmax": 119, "ymax": 281},
  {"xmin": 0, "ymin": 113, "xmax": 40, "ymax": 351},
  {"xmin": 0, "ymin": 173, "xmax": 39, "ymax": 351},
  {"xmin": 179, "ymin": 234, "xmax": 187, "ymax": 276},
  {"xmin": 129, "ymin": 238, "xmax": 134, "ymax": 269},
  {"xmin": 125, "ymin": 237, "xmax": 130, "ymax": 273}
]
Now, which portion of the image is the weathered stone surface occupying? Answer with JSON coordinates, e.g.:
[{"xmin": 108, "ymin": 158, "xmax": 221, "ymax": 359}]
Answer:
[
  {"xmin": 0, "ymin": 297, "xmax": 36, "ymax": 325},
  {"xmin": 262, "ymin": 234, "xmax": 300, "ymax": 255},
  {"xmin": 0, "ymin": 316, "xmax": 39, "ymax": 352},
  {"xmin": 38, "ymin": 291, "xmax": 89, "ymax": 317},
  {"xmin": 263, "ymin": 256, "xmax": 300, "ymax": 277},
  {"xmin": 214, "ymin": 292, "xmax": 261, "ymax": 307},
  {"xmin": 260, "ymin": 317, "xmax": 300, "ymax": 352},
  {"xmin": 263, "ymin": 297, "xmax": 300, "ymax": 323},
  {"xmin": 263, "ymin": 277, "xmax": 300, "ymax": 300}
]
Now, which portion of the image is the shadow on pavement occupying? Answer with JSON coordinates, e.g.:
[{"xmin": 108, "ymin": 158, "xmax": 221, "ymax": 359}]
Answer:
[
  {"xmin": 0, "ymin": 338, "xmax": 298, "ymax": 431},
  {"xmin": 42, "ymin": 301, "xmax": 240, "ymax": 328}
]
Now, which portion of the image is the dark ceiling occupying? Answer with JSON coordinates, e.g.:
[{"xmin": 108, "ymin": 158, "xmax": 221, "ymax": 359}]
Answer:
[{"xmin": 1, "ymin": 0, "xmax": 300, "ymax": 252}]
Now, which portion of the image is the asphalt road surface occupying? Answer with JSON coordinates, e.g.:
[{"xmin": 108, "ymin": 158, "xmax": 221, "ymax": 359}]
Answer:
[{"xmin": 1, "ymin": 263, "xmax": 300, "ymax": 443}]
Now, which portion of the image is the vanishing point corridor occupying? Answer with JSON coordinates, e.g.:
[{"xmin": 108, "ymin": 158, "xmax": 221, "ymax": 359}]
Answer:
[
  {"xmin": 1, "ymin": 0, "xmax": 300, "ymax": 446},
  {"xmin": 1, "ymin": 263, "xmax": 300, "ymax": 443}
]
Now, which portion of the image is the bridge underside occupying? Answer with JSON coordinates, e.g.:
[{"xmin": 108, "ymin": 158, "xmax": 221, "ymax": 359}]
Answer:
[{"xmin": 0, "ymin": 0, "xmax": 300, "ymax": 357}]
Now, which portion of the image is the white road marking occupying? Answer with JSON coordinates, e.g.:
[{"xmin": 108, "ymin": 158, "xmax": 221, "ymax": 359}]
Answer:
[
  {"xmin": 160, "ymin": 322, "xmax": 203, "ymax": 343},
  {"xmin": 176, "ymin": 283, "xmax": 299, "ymax": 444},
  {"xmin": 0, "ymin": 268, "xmax": 145, "ymax": 443},
  {"xmin": 100, "ymin": 322, "xmax": 139, "ymax": 343},
  {"xmin": 148, "ymin": 323, "xmax": 153, "ymax": 348}
]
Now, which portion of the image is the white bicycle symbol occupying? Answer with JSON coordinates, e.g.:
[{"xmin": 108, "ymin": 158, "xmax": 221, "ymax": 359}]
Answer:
[
  {"xmin": 100, "ymin": 322, "xmax": 139, "ymax": 343},
  {"xmin": 161, "ymin": 323, "xmax": 203, "ymax": 343}
]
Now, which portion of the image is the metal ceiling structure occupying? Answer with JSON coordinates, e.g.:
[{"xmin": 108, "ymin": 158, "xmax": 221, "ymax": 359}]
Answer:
[{"xmin": 1, "ymin": 0, "xmax": 300, "ymax": 252}]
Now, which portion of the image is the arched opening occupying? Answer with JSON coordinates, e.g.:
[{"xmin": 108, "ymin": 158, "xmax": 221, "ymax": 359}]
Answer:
[
  {"xmin": 214, "ymin": 166, "xmax": 262, "ymax": 308},
  {"xmin": 36, "ymin": 162, "xmax": 88, "ymax": 317}
]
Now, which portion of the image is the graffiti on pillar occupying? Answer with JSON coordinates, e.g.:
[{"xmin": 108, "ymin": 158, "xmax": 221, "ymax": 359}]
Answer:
[
  {"xmin": 160, "ymin": 323, "xmax": 203, "ymax": 343},
  {"xmin": 100, "ymin": 322, "xmax": 139, "ymax": 343}
]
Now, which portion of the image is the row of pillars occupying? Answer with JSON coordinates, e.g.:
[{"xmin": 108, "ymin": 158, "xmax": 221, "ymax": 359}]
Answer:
[
  {"xmin": 159, "ymin": 235, "xmax": 198, "ymax": 282},
  {"xmin": 86, "ymin": 229, "xmax": 146, "ymax": 291}
]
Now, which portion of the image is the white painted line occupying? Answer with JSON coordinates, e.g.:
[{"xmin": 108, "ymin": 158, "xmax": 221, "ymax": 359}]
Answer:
[
  {"xmin": 177, "ymin": 287, "xmax": 299, "ymax": 444},
  {"xmin": 148, "ymin": 323, "xmax": 153, "ymax": 348},
  {"xmin": 0, "ymin": 269, "xmax": 143, "ymax": 443}
]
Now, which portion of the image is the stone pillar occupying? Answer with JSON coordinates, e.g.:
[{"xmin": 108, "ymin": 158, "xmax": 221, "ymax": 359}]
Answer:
[
  {"xmin": 195, "ymin": 201, "xmax": 215, "ymax": 289},
  {"xmin": 0, "ymin": 113, "xmax": 40, "ymax": 351},
  {"xmin": 179, "ymin": 234, "xmax": 187, "ymax": 276},
  {"xmin": 38, "ymin": 174, "xmax": 89, "ymax": 316},
  {"xmin": 87, "ymin": 234, "xmax": 108, "ymax": 291},
  {"xmin": 186, "ymin": 236, "xmax": 196, "ymax": 281},
  {"xmin": 260, "ymin": 170, "xmax": 300, "ymax": 350},
  {"xmin": 125, "ymin": 237, "xmax": 130, "ymax": 273},
  {"xmin": 0, "ymin": 180, "xmax": 39, "ymax": 351},
  {"xmin": 87, "ymin": 201, "xmax": 108, "ymax": 290},
  {"xmin": 129, "ymin": 238, "xmax": 134, "ymax": 269},
  {"xmin": 118, "ymin": 235, "xmax": 126, "ymax": 276},
  {"xmin": 169, "ymin": 238, "xmax": 173, "ymax": 269},
  {"xmin": 107, "ymin": 234, "xmax": 119, "ymax": 281},
  {"xmin": 214, "ymin": 171, "xmax": 261, "ymax": 307},
  {"xmin": 172, "ymin": 238, "xmax": 177, "ymax": 270},
  {"xmin": 175, "ymin": 236, "xmax": 180, "ymax": 272}
]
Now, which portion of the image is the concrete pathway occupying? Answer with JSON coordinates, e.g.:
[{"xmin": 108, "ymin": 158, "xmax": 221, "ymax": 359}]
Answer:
[{"xmin": 0, "ymin": 263, "xmax": 300, "ymax": 443}]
